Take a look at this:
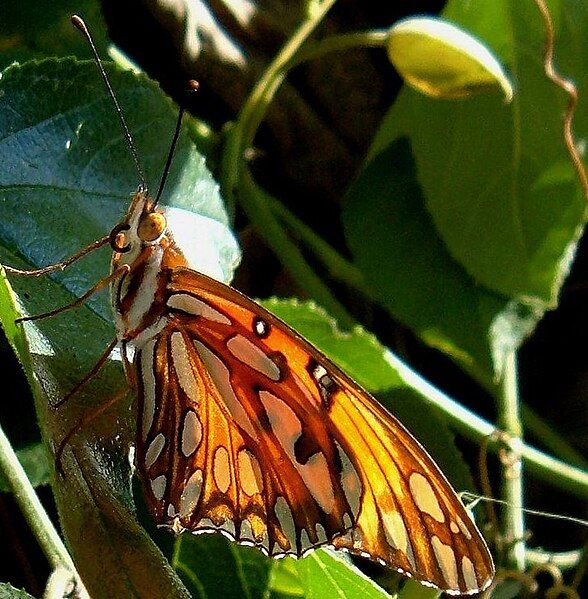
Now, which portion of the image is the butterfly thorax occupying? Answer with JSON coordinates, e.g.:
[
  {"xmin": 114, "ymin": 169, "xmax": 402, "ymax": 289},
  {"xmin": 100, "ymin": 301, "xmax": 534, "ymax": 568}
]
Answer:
[{"xmin": 110, "ymin": 189, "xmax": 188, "ymax": 345}]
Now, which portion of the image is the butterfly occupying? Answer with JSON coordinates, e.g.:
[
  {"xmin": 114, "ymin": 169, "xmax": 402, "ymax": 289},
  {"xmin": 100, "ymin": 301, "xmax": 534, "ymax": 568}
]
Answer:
[{"xmin": 10, "ymin": 15, "xmax": 494, "ymax": 597}]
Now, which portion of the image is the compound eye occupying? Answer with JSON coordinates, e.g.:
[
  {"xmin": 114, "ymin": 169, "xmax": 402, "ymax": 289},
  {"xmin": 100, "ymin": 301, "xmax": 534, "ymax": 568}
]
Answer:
[{"xmin": 138, "ymin": 212, "xmax": 166, "ymax": 242}]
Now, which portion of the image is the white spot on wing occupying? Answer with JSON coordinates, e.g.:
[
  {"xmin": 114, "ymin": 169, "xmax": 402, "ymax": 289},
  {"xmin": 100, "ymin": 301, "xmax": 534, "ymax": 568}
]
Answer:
[
  {"xmin": 168, "ymin": 293, "xmax": 231, "ymax": 324},
  {"xmin": 129, "ymin": 317, "xmax": 168, "ymax": 349},
  {"xmin": 181, "ymin": 410, "xmax": 203, "ymax": 457},
  {"xmin": 409, "ymin": 472, "xmax": 445, "ymax": 522},
  {"xmin": 145, "ymin": 433, "xmax": 166, "ymax": 470},
  {"xmin": 193, "ymin": 340, "xmax": 258, "ymax": 440},
  {"xmin": 300, "ymin": 529, "xmax": 312, "ymax": 552},
  {"xmin": 180, "ymin": 469, "xmax": 203, "ymax": 517},
  {"xmin": 171, "ymin": 332, "xmax": 200, "ymax": 404},
  {"xmin": 226, "ymin": 334, "xmax": 281, "ymax": 381},
  {"xmin": 151, "ymin": 475, "xmax": 167, "ymax": 501},
  {"xmin": 238, "ymin": 449, "xmax": 263, "ymax": 496},
  {"xmin": 312, "ymin": 363, "xmax": 328, "ymax": 381},
  {"xmin": 304, "ymin": 453, "xmax": 335, "ymax": 514},
  {"xmin": 240, "ymin": 519, "xmax": 254, "ymax": 540},
  {"xmin": 382, "ymin": 511, "xmax": 408, "ymax": 554},
  {"xmin": 343, "ymin": 513, "xmax": 353, "ymax": 529},
  {"xmin": 455, "ymin": 514, "xmax": 473, "ymax": 540},
  {"xmin": 213, "ymin": 446, "xmax": 231, "ymax": 493},
  {"xmin": 254, "ymin": 319, "xmax": 268, "ymax": 336},
  {"xmin": 431, "ymin": 535, "xmax": 459, "ymax": 590},
  {"xmin": 220, "ymin": 520, "xmax": 236, "ymax": 538},
  {"xmin": 316, "ymin": 523, "xmax": 327, "ymax": 543},
  {"xmin": 335, "ymin": 442, "xmax": 362, "ymax": 518},
  {"xmin": 274, "ymin": 496, "xmax": 296, "ymax": 550}
]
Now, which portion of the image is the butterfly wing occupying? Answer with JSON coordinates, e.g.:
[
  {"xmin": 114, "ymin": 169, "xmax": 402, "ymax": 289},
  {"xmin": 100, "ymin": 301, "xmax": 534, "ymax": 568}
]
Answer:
[{"xmin": 134, "ymin": 267, "xmax": 494, "ymax": 595}]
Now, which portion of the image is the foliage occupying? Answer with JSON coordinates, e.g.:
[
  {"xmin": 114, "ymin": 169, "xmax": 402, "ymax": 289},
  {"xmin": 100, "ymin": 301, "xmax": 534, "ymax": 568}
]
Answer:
[{"xmin": 0, "ymin": 0, "xmax": 587, "ymax": 598}]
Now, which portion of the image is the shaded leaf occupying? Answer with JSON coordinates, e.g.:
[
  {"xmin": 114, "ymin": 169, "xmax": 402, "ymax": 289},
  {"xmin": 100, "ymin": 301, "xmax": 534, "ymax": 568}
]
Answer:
[
  {"xmin": 173, "ymin": 534, "xmax": 271, "ymax": 599},
  {"xmin": 343, "ymin": 139, "xmax": 540, "ymax": 385},
  {"xmin": 0, "ymin": 0, "xmax": 107, "ymax": 70}
]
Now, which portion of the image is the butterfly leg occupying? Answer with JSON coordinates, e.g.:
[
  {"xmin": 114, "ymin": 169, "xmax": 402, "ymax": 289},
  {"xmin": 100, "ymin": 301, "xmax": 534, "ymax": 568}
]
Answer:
[
  {"xmin": 52, "ymin": 338, "xmax": 119, "ymax": 409},
  {"xmin": 2, "ymin": 235, "xmax": 110, "ymax": 277},
  {"xmin": 16, "ymin": 264, "xmax": 130, "ymax": 323},
  {"xmin": 54, "ymin": 385, "xmax": 129, "ymax": 476}
]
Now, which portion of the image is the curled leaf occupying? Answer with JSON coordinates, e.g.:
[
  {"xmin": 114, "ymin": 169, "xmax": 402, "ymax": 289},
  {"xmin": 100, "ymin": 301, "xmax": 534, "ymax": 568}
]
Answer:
[{"xmin": 387, "ymin": 17, "xmax": 513, "ymax": 102}]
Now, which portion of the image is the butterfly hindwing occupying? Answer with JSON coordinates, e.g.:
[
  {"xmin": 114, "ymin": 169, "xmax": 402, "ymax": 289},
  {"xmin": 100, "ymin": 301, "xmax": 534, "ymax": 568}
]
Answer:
[{"xmin": 134, "ymin": 267, "xmax": 493, "ymax": 594}]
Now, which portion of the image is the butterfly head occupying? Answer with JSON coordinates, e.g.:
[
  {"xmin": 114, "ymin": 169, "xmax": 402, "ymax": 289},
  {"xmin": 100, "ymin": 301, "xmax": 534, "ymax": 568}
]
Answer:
[{"xmin": 110, "ymin": 187, "xmax": 168, "ymax": 260}]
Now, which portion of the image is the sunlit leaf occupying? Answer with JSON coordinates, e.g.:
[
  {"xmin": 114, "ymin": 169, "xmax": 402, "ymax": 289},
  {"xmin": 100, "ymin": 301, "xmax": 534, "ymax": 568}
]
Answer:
[{"xmin": 387, "ymin": 16, "xmax": 513, "ymax": 101}]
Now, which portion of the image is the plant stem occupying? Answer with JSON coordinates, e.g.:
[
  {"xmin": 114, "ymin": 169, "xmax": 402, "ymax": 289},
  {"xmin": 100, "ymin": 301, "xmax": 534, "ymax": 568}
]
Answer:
[
  {"xmin": 294, "ymin": 30, "xmax": 389, "ymax": 65},
  {"xmin": 526, "ymin": 547, "xmax": 584, "ymax": 570},
  {"xmin": 263, "ymin": 188, "xmax": 369, "ymax": 293},
  {"xmin": 221, "ymin": 0, "xmax": 337, "ymax": 200},
  {"xmin": 385, "ymin": 350, "xmax": 588, "ymax": 501},
  {"xmin": 497, "ymin": 350, "xmax": 526, "ymax": 570},
  {"xmin": 0, "ymin": 424, "xmax": 74, "ymax": 571},
  {"xmin": 240, "ymin": 170, "xmax": 354, "ymax": 329}
]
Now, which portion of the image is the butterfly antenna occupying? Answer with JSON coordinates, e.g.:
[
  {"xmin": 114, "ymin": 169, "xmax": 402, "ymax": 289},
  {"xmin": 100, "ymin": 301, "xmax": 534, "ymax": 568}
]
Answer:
[
  {"xmin": 153, "ymin": 80, "xmax": 199, "ymax": 208},
  {"xmin": 71, "ymin": 15, "xmax": 147, "ymax": 190}
]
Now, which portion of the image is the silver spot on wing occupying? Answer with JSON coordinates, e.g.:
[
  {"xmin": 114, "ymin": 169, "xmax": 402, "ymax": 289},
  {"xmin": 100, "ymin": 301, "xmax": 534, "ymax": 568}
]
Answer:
[
  {"xmin": 409, "ymin": 472, "xmax": 445, "ymax": 523},
  {"xmin": 171, "ymin": 332, "xmax": 200, "ymax": 404},
  {"xmin": 150, "ymin": 475, "xmax": 167, "ymax": 501},
  {"xmin": 180, "ymin": 469, "xmax": 203, "ymax": 518},
  {"xmin": 226, "ymin": 334, "xmax": 281, "ymax": 381},
  {"xmin": 431, "ymin": 535, "xmax": 459, "ymax": 590},
  {"xmin": 193, "ymin": 340, "xmax": 259, "ymax": 440},
  {"xmin": 168, "ymin": 293, "xmax": 231, "ymax": 324},
  {"xmin": 145, "ymin": 433, "xmax": 166, "ymax": 470},
  {"xmin": 181, "ymin": 409, "xmax": 203, "ymax": 457}
]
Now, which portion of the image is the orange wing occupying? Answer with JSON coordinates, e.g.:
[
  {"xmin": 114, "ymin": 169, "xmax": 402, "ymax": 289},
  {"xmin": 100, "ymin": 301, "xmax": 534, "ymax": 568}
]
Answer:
[{"xmin": 133, "ymin": 267, "xmax": 494, "ymax": 595}]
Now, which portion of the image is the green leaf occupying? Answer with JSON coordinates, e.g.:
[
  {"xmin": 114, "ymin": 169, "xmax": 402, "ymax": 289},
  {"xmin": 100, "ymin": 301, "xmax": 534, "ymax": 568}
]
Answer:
[
  {"xmin": 296, "ymin": 550, "xmax": 389, "ymax": 598},
  {"xmin": 0, "ymin": 0, "xmax": 108, "ymax": 70},
  {"xmin": 397, "ymin": 580, "xmax": 441, "ymax": 598},
  {"xmin": 0, "ymin": 583, "xmax": 35, "ymax": 599},
  {"xmin": 372, "ymin": 0, "xmax": 586, "ymax": 309},
  {"xmin": 343, "ymin": 139, "xmax": 540, "ymax": 385},
  {"xmin": 0, "ymin": 58, "xmax": 239, "ymax": 598},
  {"xmin": 268, "ymin": 558, "xmax": 304, "ymax": 598},
  {"xmin": 173, "ymin": 534, "xmax": 271, "ymax": 599},
  {"xmin": 357, "ymin": 0, "xmax": 588, "ymax": 381},
  {"xmin": 387, "ymin": 16, "xmax": 513, "ymax": 101},
  {"xmin": 0, "ymin": 442, "xmax": 51, "ymax": 492}
]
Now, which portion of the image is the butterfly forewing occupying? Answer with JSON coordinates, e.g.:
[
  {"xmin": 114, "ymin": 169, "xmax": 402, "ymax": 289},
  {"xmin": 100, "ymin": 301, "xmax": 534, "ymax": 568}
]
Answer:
[{"xmin": 134, "ymin": 267, "xmax": 494, "ymax": 595}]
